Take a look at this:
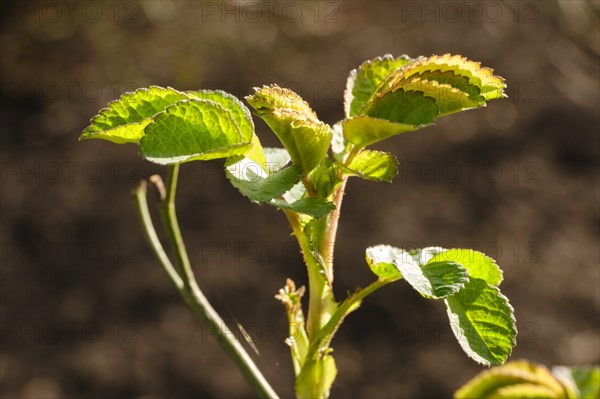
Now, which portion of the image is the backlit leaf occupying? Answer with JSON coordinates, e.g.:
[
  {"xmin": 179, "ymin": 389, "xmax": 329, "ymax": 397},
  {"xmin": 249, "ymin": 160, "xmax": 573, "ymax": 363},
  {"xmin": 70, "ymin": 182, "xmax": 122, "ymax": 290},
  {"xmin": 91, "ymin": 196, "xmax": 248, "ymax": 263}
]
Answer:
[
  {"xmin": 455, "ymin": 360, "xmax": 568, "ymax": 399},
  {"xmin": 80, "ymin": 86, "xmax": 191, "ymax": 144},
  {"xmin": 344, "ymin": 54, "xmax": 413, "ymax": 118},
  {"xmin": 445, "ymin": 278, "xmax": 517, "ymax": 366},
  {"xmin": 344, "ymin": 150, "xmax": 398, "ymax": 182},
  {"xmin": 140, "ymin": 99, "xmax": 252, "ymax": 164},
  {"xmin": 246, "ymin": 85, "xmax": 332, "ymax": 174},
  {"xmin": 429, "ymin": 248, "xmax": 503, "ymax": 286}
]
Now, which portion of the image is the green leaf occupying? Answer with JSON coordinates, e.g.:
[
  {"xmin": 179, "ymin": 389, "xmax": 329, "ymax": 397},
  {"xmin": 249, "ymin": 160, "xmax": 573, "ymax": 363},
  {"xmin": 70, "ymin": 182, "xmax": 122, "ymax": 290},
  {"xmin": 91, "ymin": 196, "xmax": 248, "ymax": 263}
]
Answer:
[
  {"xmin": 246, "ymin": 85, "xmax": 332, "ymax": 174},
  {"xmin": 263, "ymin": 147, "xmax": 291, "ymax": 173},
  {"xmin": 493, "ymin": 383, "xmax": 565, "ymax": 398},
  {"xmin": 296, "ymin": 355, "xmax": 337, "ymax": 399},
  {"xmin": 553, "ymin": 366, "xmax": 600, "ymax": 399},
  {"xmin": 226, "ymin": 159, "xmax": 300, "ymax": 203},
  {"xmin": 271, "ymin": 198, "xmax": 335, "ymax": 219},
  {"xmin": 188, "ymin": 89, "xmax": 266, "ymax": 167},
  {"xmin": 140, "ymin": 99, "xmax": 252, "ymax": 164},
  {"xmin": 344, "ymin": 54, "xmax": 413, "ymax": 118},
  {"xmin": 343, "ymin": 115, "xmax": 422, "ymax": 148},
  {"xmin": 188, "ymin": 90, "xmax": 253, "ymax": 139},
  {"xmin": 430, "ymin": 249, "xmax": 503, "ymax": 286},
  {"xmin": 283, "ymin": 181, "xmax": 307, "ymax": 204},
  {"xmin": 389, "ymin": 54, "xmax": 506, "ymax": 101},
  {"xmin": 225, "ymin": 146, "xmax": 335, "ymax": 215},
  {"xmin": 455, "ymin": 360, "xmax": 568, "ymax": 399},
  {"xmin": 331, "ymin": 122, "xmax": 348, "ymax": 162},
  {"xmin": 410, "ymin": 246, "xmax": 448, "ymax": 265},
  {"xmin": 365, "ymin": 78, "xmax": 481, "ymax": 124},
  {"xmin": 365, "ymin": 245, "xmax": 468, "ymax": 296},
  {"xmin": 80, "ymin": 86, "xmax": 191, "ymax": 144},
  {"xmin": 445, "ymin": 278, "xmax": 517, "ymax": 366},
  {"xmin": 343, "ymin": 54, "xmax": 506, "ymax": 148},
  {"xmin": 344, "ymin": 150, "xmax": 398, "ymax": 182},
  {"xmin": 310, "ymin": 158, "xmax": 343, "ymax": 198},
  {"xmin": 364, "ymin": 86, "xmax": 441, "ymax": 126},
  {"xmin": 365, "ymin": 245, "xmax": 405, "ymax": 280},
  {"xmin": 398, "ymin": 259, "xmax": 470, "ymax": 299}
]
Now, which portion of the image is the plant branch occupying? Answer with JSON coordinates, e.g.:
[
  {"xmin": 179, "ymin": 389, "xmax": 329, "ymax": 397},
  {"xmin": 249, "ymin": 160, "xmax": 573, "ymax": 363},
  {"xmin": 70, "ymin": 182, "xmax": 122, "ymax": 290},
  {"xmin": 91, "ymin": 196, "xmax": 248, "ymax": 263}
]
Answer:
[
  {"xmin": 320, "ymin": 145, "xmax": 361, "ymax": 284},
  {"xmin": 158, "ymin": 164, "xmax": 193, "ymax": 280},
  {"xmin": 136, "ymin": 167, "xmax": 279, "ymax": 399},
  {"xmin": 321, "ymin": 176, "xmax": 348, "ymax": 282},
  {"xmin": 132, "ymin": 181, "xmax": 183, "ymax": 289},
  {"xmin": 306, "ymin": 278, "xmax": 392, "ymax": 360},
  {"xmin": 283, "ymin": 210, "xmax": 336, "ymax": 341}
]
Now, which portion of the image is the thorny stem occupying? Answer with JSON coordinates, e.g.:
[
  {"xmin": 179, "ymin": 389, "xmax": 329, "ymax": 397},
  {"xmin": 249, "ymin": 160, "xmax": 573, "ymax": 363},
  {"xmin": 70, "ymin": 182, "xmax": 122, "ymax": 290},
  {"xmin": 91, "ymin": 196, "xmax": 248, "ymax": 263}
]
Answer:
[
  {"xmin": 283, "ymin": 209, "xmax": 335, "ymax": 341},
  {"xmin": 290, "ymin": 145, "xmax": 366, "ymax": 354},
  {"xmin": 321, "ymin": 144, "xmax": 361, "ymax": 282},
  {"xmin": 321, "ymin": 176, "xmax": 348, "ymax": 282},
  {"xmin": 133, "ymin": 167, "xmax": 279, "ymax": 399}
]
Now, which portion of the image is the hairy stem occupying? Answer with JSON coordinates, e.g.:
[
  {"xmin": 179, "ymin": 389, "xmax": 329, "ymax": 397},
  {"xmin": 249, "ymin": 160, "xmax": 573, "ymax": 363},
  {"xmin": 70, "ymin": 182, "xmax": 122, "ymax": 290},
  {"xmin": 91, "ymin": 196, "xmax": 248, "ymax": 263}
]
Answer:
[
  {"xmin": 320, "ymin": 145, "xmax": 361, "ymax": 283},
  {"xmin": 321, "ymin": 176, "xmax": 348, "ymax": 281},
  {"xmin": 284, "ymin": 210, "xmax": 336, "ymax": 341},
  {"xmin": 133, "ymin": 169, "xmax": 279, "ymax": 399}
]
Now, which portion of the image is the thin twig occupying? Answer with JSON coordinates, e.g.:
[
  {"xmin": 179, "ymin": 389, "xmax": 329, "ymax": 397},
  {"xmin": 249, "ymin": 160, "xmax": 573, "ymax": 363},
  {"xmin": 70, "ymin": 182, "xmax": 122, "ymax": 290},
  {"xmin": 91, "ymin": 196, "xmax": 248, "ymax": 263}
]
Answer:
[
  {"xmin": 132, "ymin": 181, "xmax": 183, "ymax": 289},
  {"xmin": 134, "ymin": 168, "xmax": 279, "ymax": 399}
]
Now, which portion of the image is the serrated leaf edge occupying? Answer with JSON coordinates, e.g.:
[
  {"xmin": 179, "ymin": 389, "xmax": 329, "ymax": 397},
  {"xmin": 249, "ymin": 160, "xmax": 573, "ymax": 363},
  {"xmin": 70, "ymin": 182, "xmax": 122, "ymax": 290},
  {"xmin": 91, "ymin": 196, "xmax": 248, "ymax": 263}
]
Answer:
[
  {"xmin": 80, "ymin": 85, "xmax": 191, "ymax": 142},
  {"xmin": 343, "ymin": 54, "xmax": 412, "ymax": 118},
  {"xmin": 139, "ymin": 98, "xmax": 251, "ymax": 165},
  {"xmin": 445, "ymin": 281, "xmax": 517, "ymax": 366}
]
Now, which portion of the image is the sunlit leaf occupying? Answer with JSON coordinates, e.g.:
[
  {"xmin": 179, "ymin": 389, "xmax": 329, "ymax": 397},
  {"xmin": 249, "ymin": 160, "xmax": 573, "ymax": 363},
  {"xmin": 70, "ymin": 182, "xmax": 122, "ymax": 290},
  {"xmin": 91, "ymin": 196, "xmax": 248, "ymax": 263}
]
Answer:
[
  {"xmin": 310, "ymin": 158, "xmax": 343, "ymax": 198},
  {"xmin": 344, "ymin": 54, "xmax": 413, "ymax": 118},
  {"xmin": 140, "ymin": 99, "xmax": 252, "ymax": 164},
  {"xmin": 365, "ymin": 245, "xmax": 405, "ymax": 280},
  {"xmin": 553, "ymin": 365, "xmax": 600, "ymax": 399},
  {"xmin": 344, "ymin": 150, "xmax": 398, "ymax": 182},
  {"xmin": 429, "ymin": 248, "xmax": 503, "ymax": 286},
  {"xmin": 226, "ymin": 159, "xmax": 300, "ymax": 203},
  {"xmin": 455, "ymin": 360, "xmax": 569, "ymax": 399},
  {"xmin": 188, "ymin": 89, "xmax": 265, "ymax": 167},
  {"xmin": 344, "ymin": 54, "xmax": 506, "ymax": 148},
  {"xmin": 343, "ymin": 115, "xmax": 422, "ymax": 148},
  {"xmin": 271, "ymin": 198, "xmax": 336, "ymax": 219},
  {"xmin": 246, "ymin": 85, "xmax": 332, "ymax": 174},
  {"xmin": 445, "ymin": 278, "xmax": 517, "ymax": 366},
  {"xmin": 80, "ymin": 86, "xmax": 191, "ymax": 144}
]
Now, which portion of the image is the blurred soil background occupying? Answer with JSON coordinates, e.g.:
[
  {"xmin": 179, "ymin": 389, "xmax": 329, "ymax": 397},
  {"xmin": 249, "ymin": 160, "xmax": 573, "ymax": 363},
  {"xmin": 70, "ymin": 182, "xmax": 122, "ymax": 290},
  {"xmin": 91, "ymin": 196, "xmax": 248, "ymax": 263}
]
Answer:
[{"xmin": 1, "ymin": 0, "xmax": 599, "ymax": 398}]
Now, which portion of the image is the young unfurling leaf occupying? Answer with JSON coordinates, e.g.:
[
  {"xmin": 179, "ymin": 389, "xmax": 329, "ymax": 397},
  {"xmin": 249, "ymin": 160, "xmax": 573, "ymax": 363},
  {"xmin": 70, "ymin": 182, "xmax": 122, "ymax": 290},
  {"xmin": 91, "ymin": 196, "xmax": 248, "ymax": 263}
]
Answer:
[
  {"xmin": 454, "ymin": 360, "xmax": 595, "ymax": 399},
  {"xmin": 344, "ymin": 54, "xmax": 413, "ymax": 118},
  {"xmin": 343, "ymin": 54, "xmax": 506, "ymax": 148},
  {"xmin": 246, "ymin": 85, "xmax": 333, "ymax": 175}
]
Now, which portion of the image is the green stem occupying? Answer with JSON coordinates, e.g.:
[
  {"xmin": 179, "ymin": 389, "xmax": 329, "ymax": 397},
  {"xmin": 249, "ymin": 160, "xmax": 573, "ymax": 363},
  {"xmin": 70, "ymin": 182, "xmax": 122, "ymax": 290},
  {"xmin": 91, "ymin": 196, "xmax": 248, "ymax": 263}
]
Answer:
[
  {"xmin": 132, "ymin": 181, "xmax": 183, "ymax": 289},
  {"xmin": 319, "ymin": 144, "xmax": 362, "ymax": 286},
  {"xmin": 284, "ymin": 210, "xmax": 336, "ymax": 342},
  {"xmin": 321, "ymin": 176, "xmax": 348, "ymax": 280},
  {"xmin": 301, "ymin": 175, "xmax": 317, "ymax": 198},
  {"xmin": 306, "ymin": 278, "xmax": 392, "ymax": 360},
  {"xmin": 159, "ymin": 164, "xmax": 194, "ymax": 283},
  {"xmin": 133, "ymin": 168, "xmax": 279, "ymax": 399}
]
